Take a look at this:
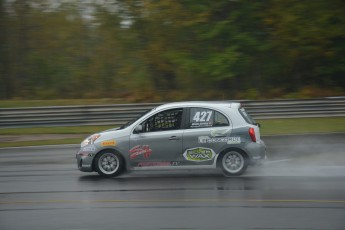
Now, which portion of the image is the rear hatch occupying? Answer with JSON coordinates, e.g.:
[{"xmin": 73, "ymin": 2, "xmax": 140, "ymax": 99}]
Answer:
[{"xmin": 239, "ymin": 107, "xmax": 261, "ymax": 143}]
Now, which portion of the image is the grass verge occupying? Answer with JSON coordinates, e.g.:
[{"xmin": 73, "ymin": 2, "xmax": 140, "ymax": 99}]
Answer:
[
  {"xmin": 0, "ymin": 138, "xmax": 82, "ymax": 148},
  {"xmin": 0, "ymin": 125, "xmax": 116, "ymax": 135},
  {"xmin": 0, "ymin": 117, "xmax": 344, "ymax": 148},
  {"xmin": 258, "ymin": 117, "xmax": 345, "ymax": 135}
]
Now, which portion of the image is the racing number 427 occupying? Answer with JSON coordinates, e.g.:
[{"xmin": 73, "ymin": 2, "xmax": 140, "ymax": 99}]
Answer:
[{"xmin": 193, "ymin": 111, "xmax": 212, "ymax": 122}]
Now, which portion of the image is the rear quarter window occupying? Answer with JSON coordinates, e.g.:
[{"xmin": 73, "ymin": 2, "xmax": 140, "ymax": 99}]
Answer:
[{"xmin": 239, "ymin": 108, "xmax": 256, "ymax": 125}]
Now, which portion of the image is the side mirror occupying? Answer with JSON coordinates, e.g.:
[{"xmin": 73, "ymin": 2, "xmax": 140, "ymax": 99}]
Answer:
[{"xmin": 134, "ymin": 125, "xmax": 143, "ymax": 133}]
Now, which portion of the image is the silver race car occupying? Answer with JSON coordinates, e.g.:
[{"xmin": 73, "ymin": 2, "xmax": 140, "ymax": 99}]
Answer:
[{"xmin": 76, "ymin": 101, "xmax": 266, "ymax": 177}]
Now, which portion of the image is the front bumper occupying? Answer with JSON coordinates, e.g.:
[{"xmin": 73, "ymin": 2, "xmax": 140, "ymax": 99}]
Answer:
[{"xmin": 76, "ymin": 149, "xmax": 96, "ymax": 172}]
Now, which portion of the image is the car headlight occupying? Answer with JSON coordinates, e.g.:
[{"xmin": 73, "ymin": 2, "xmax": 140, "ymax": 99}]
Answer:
[{"xmin": 81, "ymin": 134, "xmax": 101, "ymax": 147}]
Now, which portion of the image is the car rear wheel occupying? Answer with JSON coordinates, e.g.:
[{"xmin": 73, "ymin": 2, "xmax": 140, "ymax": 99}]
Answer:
[
  {"xmin": 220, "ymin": 151, "xmax": 248, "ymax": 176},
  {"xmin": 94, "ymin": 150, "xmax": 124, "ymax": 177}
]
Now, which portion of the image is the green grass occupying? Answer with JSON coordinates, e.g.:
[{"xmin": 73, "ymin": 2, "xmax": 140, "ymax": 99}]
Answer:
[
  {"xmin": 0, "ymin": 117, "xmax": 344, "ymax": 148},
  {"xmin": 0, "ymin": 138, "xmax": 83, "ymax": 148},
  {"xmin": 0, "ymin": 125, "xmax": 116, "ymax": 135},
  {"xmin": 0, "ymin": 117, "xmax": 344, "ymax": 136},
  {"xmin": 0, "ymin": 99, "xmax": 124, "ymax": 108},
  {"xmin": 258, "ymin": 117, "xmax": 345, "ymax": 135}
]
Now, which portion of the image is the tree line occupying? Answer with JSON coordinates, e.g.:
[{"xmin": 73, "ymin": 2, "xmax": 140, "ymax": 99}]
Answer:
[{"xmin": 0, "ymin": 0, "xmax": 344, "ymax": 101}]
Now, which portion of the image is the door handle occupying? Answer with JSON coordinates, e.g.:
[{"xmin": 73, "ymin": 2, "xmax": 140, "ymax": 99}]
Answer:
[{"xmin": 168, "ymin": 136, "xmax": 180, "ymax": 141}]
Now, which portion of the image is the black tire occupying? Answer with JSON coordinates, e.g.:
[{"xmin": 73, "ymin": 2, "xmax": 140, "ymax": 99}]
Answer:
[
  {"xmin": 94, "ymin": 150, "xmax": 124, "ymax": 177},
  {"xmin": 219, "ymin": 150, "xmax": 248, "ymax": 177}
]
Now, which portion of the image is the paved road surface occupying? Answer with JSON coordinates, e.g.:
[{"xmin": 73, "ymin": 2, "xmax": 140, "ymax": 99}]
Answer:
[{"xmin": 0, "ymin": 134, "xmax": 345, "ymax": 230}]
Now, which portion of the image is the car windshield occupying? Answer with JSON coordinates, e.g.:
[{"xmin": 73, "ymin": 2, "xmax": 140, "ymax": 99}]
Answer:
[
  {"xmin": 119, "ymin": 108, "xmax": 153, "ymax": 129},
  {"xmin": 239, "ymin": 108, "xmax": 256, "ymax": 125}
]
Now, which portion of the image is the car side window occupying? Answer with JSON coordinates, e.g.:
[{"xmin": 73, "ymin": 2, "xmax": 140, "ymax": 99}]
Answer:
[
  {"xmin": 141, "ymin": 108, "xmax": 183, "ymax": 132},
  {"xmin": 214, "ymin": 111, "xmax": 229, "ymax": 127},
  {"xmin": 189, "ymin": 107, "xmax": 229, "ymax": 128}
]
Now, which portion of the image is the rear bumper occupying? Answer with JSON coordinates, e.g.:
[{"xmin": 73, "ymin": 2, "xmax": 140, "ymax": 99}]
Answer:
[{"xmin": 245, "ymin": 139, "xmax": 267, "ymax": 164}]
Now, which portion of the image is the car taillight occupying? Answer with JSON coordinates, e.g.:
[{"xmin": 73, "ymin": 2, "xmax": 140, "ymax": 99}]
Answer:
[{"xmin": 249, "ymin": 127, "xmax": 256, "ymax": 142}]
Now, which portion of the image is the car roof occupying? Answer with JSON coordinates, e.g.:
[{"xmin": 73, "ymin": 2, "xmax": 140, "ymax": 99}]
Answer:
[{"xmin": 156, "ymin": 101, "xmax": 241, "ymax": 110}]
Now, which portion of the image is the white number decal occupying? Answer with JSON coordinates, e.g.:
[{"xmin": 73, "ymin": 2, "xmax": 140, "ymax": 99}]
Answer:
[
  {"xmin": 193, "ymin": 112, "xmax": 200, "ymax": 122},
  {"xmin": 199, "ymin": 112, "xmax": 206, "ymax": 122},
  {"xmin": 193, "ymin": 111, "xmax": 212, "ymax": 122},
  {"xmin": 206, "ymin": 111, "xmax": 212, "ymax": 121}
]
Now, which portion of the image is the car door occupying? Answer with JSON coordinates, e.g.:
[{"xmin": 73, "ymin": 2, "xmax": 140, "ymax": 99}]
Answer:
[
  {"xmin": 182, "ymin": 107, "xmax": 232, "ymax": 166},
  {"xmin": 129, "ymin": 108, "xmax": 185, "ymax": 167}
]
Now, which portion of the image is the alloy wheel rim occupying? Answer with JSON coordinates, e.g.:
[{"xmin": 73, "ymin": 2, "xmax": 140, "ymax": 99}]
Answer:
[
  {"xmin": 222, "ymin": 152, "xmax": 244, "ymax": 174},
  {"xmin": 98, "ymin": 153, "xmax": 119, "ymax": 174}
]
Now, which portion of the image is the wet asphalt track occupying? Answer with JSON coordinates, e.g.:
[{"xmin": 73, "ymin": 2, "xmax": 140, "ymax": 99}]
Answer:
[{"xmin": 0, "ymin": 133, "xmax": 345, "ymax": 230}]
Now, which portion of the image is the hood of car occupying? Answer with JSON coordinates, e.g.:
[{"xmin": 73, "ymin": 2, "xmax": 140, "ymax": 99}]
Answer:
[
  {"xmin": 95, "ymin": 127, "xmax": 129, "ymax": 144},
  {"xmin": 101, "ymin": 127, "xmax": 120, "ymax": 133}
]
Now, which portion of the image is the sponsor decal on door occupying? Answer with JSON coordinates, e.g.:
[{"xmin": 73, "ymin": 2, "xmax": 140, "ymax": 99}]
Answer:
[
  {"xmin": 130, "ymin": 145, "xmax": 152, "ymax": 159},
  {"xmin": 198, "ymin": 136, "xmax": 241, "ymax": 144},
  {"xmin": 183, "ymin": 147, "xmax": 216, "ymax": 162}
]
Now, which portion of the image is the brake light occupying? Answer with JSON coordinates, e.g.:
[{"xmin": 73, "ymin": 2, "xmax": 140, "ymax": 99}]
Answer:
[{"xmin": 249, "ymin": 127, "xmax": 256, "ymax": 142}]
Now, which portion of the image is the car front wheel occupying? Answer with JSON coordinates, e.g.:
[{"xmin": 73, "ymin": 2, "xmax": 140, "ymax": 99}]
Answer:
[
  {"xmin": 220, "ymin": 151, "xmax": 248, "ymax": 177},
  {"xmin": 94, "ymin": 150, "xmax": 124, "ymax": 177}
]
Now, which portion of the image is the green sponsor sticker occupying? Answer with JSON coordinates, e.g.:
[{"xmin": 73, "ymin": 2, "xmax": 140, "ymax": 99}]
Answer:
[{"xmin": 183, "ymin": 147, "xmax": 216, "ymax": 162}]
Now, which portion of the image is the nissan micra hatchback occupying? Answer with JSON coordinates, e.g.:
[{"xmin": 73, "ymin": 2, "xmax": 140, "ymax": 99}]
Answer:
[{"xmin": 76, "ymin": 101, "xmax": 266, "ymax": 177}]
